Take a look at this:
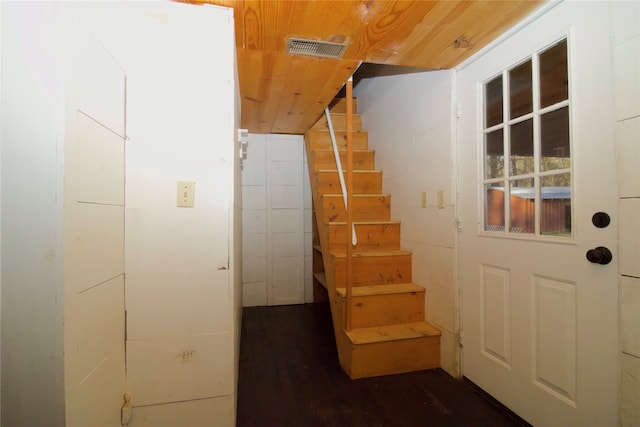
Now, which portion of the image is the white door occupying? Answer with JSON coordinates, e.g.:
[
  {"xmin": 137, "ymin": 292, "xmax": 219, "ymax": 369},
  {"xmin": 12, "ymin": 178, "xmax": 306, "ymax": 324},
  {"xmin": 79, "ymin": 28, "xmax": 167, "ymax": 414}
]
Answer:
[{"xmin": 458, "ymin": 2, "xmax": 618, "ymax": 426}]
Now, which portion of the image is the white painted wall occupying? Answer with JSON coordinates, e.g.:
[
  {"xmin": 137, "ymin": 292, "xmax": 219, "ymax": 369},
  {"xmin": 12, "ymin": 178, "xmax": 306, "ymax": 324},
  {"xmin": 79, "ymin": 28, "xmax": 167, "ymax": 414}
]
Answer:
[
  {"xmin": 611, "ymin": 2, "xmax": 640, "ymax": 425},
  {"xmin": 124, "ymin": 3, "xmax": 239, "ymax": 425},
  {"xmin": 354, "ymin": 70, "xmax": 460, "ymax": 376},
  {"xmin": 1, "ymin": 2, "xmax": 67, "ymax": 424},
  {"xmin": 242, "ymin": 134, "xmax": 308, "ymax": 306},
  {"xmin": 63, "ymin": 4, "xmax": 128, "ymax": 425}
]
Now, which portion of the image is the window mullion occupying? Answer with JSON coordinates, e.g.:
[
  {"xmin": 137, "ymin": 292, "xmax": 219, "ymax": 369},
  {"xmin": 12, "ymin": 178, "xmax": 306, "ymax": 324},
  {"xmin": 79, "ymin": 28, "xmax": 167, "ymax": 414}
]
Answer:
[
  {"xmin": 532, "ymin": 52, "xmax": 541, "ymax": 236},
  {"xmin": 503, "ymin": 69, "xmax": 511, "ymax": 233}
]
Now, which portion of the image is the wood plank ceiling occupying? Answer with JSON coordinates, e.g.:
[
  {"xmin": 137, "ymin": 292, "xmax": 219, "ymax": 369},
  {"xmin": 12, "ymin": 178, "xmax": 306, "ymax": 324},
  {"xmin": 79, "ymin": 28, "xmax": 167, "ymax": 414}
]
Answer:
[{"xmin": 183, "ymin": 0, "xmax": 543, "ymax": 134}]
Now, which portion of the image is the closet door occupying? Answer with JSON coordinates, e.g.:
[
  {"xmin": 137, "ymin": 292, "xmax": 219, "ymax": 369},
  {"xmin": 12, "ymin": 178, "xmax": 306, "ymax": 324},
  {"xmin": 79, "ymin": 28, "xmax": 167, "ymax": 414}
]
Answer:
[
  {"xmin": 242, "ymin": 134, "xmax": 305, "ymax": 306},
  {"xmin": 266, "ymin": 134, "xmax": 305, "ymax": 305}
]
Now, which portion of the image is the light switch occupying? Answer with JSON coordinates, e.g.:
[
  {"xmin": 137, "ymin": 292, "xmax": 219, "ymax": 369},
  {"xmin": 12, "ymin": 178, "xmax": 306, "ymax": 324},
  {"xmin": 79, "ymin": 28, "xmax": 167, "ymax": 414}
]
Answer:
[
  {"xmin": 421, "ymin": 192, "xmax": 427, "ymax": 208},
  {"xmin": 437, "ymin": 190, "xmax": 445, "ymax": 209},
  {"xmin": 177, "ymin": 181, "xmax": 195, "ymax": 207}
]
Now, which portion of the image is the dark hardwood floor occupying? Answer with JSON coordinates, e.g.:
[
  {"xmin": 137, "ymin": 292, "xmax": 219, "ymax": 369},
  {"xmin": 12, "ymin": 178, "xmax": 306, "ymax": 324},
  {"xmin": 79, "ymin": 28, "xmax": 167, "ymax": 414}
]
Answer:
[{"xmin": 237, "ymin": 303, "xmax": 528, "ymax": 427}]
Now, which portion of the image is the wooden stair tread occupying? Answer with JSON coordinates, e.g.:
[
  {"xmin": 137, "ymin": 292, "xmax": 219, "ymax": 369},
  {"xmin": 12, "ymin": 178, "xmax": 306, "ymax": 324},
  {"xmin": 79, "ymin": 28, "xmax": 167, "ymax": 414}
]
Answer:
[
  {"xmin": 331, "ymin": 249, "xmax": 411, "ymax": 258},
  {"xmin": 327, "ymin": 220, "xmax": 400, "ymax": 226},
  {"xmin": 313, "ymin": 272, "xmax": 327, "ymax": 289},
  {"xmin": 321, "ymin": 193, "xmax": 389, "ymax": 199},
  {"xmin": 317, "ymin": 169, "xmax": 380, "ymax": 173},
  {"xmin": 312, "ymin": 149, "xmax": 373, "ymax": 153},
  {"xmin": 336, "ymin": 283, "xmax": 424, "ymax": 297},
  {"xmin": 346, "ymin": 321, "xmax": 441, "ymax": 345}
]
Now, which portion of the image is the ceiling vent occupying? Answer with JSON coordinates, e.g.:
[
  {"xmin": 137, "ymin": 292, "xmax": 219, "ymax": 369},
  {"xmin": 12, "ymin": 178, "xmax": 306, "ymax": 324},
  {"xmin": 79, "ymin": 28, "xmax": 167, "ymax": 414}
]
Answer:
[{"xmin": 286, "ymin": 37, "xmax": 348, "ymax": 59}]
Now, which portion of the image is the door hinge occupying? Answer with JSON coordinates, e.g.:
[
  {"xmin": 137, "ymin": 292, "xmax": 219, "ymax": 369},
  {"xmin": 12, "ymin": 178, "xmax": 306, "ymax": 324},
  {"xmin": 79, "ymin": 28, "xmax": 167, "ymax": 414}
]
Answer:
[
  {"xmin": 456, "ymin": 218, "xmax": 463, "ymax": 232},
  {"xmin": 456, "ymin": 103, "xmax": 462, "ymax": 119},
  {"xmin": 121, "ymin": 393, "xmax": 133, "ymax": 426}
]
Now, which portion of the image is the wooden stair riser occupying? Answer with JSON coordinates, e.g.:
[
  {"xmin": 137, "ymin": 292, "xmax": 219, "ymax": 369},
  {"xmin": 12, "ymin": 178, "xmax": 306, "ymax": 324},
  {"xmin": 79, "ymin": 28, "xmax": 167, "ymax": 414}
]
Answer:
[
  {"xmin": 310, "ymin": 150, "xmax": 375, "ymax": 171},
  {"xmin": 316, "ymin": 171, "xmax": 382, "ymax": 194},
  {"xmin": 347, "ymin": 335, "xmax": 441, "ymax": 379},
  {"xmin": 307, "ymin": 131, "xmax": 369, "ymax": 150},
  {"xmin": 336, "ymin": 291, "xmax": 425, "ymax": 329},
  {"xmin": 322, "ymin": 195, "xmax": 391, "ymax": 222},
  {"xmin": 329, "ymin": 97, "xmax": 357, "ymax": 114},
  {"xmin": 311, "ymin": 113, "xmax": 362, "ymax": 132},
  {"xmin": 328, "ymin": 222, "xmax": 400, "ymax": 251},
  {"xmin": 305, "ymin": 97, "xmax": 442, "ymax": 380},
  {"xmin": 332, "ymin": 254, "xmax": 412, "ymax": 286}
]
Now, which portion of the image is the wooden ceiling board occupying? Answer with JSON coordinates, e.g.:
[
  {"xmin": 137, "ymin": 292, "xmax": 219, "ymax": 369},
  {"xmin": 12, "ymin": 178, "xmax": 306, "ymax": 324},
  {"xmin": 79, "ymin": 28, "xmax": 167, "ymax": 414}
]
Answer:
[
  {"xmin": 177, "ymin": 0, "xmax": 544, "ymax": 134},
  {"xmin": 398, "ymin": 1, "xmax": 543, "ymax": 68},
  {"xmin": 273, "ymin": 58, "xmax": 359, "ymax": 133},
  {"xmin": 344, "ymin": 1, "xmax": 441, "ymax": 64}
]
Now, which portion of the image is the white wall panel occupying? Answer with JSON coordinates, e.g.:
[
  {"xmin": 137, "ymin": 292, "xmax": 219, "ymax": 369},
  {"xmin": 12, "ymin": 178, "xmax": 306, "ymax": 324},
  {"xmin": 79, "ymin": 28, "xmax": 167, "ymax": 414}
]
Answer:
[
  {"xmin": 271, "ymin": 161, "xmax": 299, "ymax": 185},
  {"xmin": 243, "ymin": 186, "xmax": 267, "ymax": 210},
  {"xmin": 125, "ymin": 271, "xmax": 232, "ymax": 340},
  {"xmin": 78, "ymin": 25, "xmax": 125, "ymax": 136},
  {"xmin": 272, "ymin": 233, "xmax": 302, "ymax": 257},
  {"xmin": 620, "ymin": 352, "xmax": 640, "ymax": 426},
  {"xmin": 127, "ymin": 333, "xmax": 233, "ymax": 406},
  {"xmin": 619, "ymin": 198, "xmax": 640, "ymax": 278},
  {"xmin": 271, "ymin": 186, "xmax": 302, "ymax": 209},
  {"xmin": 621, "ymin": 276, "xmax": 640, "ymax": 357},
  {"xmin": 242, "ymin": 135, "xmax": 267, "ymax": 186},
  {"xmin": 65, "ymin": 345, "xmax": 126, "ymax": 427},
  {"xmin": 617, "ymin": 117, "xmax": 640, "ymax": 198},
  {"xmin": 69, "ymin": 202, "xmax": 124, "ymax": 294},
  {"xmin": 65, "ymin": 275, "xmax": 124, "ymax": 387},
  {"xmin": 243, "ymin": 233, "xmax": 267, "ymax": 259},
  {"xmin": 270, "ymin": 283, "xmax": 304, "ymax": 305},
  {"xmin": 125, "ymin": 207, "xmax": 229, "ymax": 273},
  {"xmin": 129, "ymin": 396, "xmax": 233, "ymax": 427},
  {"xmin": 77, "ymin": 112, "xmax": 125, "ymax": 205},
  {"xmin": 271, "ymin": 209, "xmax": 302, "ymax": 233},
  {"xmin": 272, "ymin": 256, "xmax": 302, "ymax": 281},
  {"xmin": 242, "ymin": 282, "xmax": 268, "ymax": 307},
  {"xmin": 242, "ymin": 210, "xmax": 267, "ymax": 234},
  {"xmin": 610, "ymin": 0, "xmax": 640, "ymax": 45},
  {"xmin": 242, "ymin": 256, "xmax": 267, "ymax": 283},
  {"xmin": 613, "ymin": 37, "xmax": 640, "ymax": 122}
]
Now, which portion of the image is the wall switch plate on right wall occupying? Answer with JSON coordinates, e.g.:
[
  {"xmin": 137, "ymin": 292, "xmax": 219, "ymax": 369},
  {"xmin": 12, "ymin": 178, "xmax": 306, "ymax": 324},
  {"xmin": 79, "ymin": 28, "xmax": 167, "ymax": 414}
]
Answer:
[{"xmin": 437, "ymin": 190, "xmax": 445, "ymax": 209}]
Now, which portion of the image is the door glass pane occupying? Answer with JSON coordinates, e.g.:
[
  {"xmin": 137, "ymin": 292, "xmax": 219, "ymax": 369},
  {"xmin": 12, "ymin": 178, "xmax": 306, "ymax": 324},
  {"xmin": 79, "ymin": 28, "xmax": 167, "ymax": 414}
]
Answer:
[
  {"xmin": 481, "ymin": 38, "xmax": 570, "ymax": 239},
  {"xmin": 541, "ymin": 173, "xmax": 571, "ymax": 236},
  {"xmin": 485, "ymin": 75, "xmax": 503, "ymax": 127},
  {"xmin": 541, "ymin": 106, "xmax": 570, "ymax": 171},
  {"xmin": 510, "ymin": 119, "xmax": 534, "ymax": 176},
  {"xmin": 485, "ymin": 129, "xmax": 504, "ymax": 179},
  {"xmin": 540, "ymin": 39, "xmax": 568, "ymax": 108},
  {"xmin": 509, "ymin": 60, "xmax": 532, "ymax": 119},
  {"xmin": 510, "ymin": 178, "xmax": 535, "ymax": 233},
  {"xmin": 485, "ymin": 183, "xmax": 505, "ymax": 231}
]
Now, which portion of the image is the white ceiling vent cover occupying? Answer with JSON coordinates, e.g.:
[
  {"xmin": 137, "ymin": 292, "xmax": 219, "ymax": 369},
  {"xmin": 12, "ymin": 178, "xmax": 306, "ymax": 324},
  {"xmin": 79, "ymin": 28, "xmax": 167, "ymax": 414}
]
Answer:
[{"xmin": 286, "ymin": 37, "xmax": 348, "ymax": 59}]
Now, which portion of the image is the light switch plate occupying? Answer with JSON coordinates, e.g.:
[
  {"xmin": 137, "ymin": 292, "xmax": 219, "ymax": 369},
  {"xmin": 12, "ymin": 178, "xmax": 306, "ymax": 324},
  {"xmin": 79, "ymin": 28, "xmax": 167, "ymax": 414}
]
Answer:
[
  {"xmin": 421, "ymin": 192, "xmax": 427, "ymax": 208},
  {"xmin": 437, "ymin": 190, "xmax": 445, "ymax": 209},
  {"xmin": 177, "ymin": 181, "xmax": 195, "ymax": 207}
]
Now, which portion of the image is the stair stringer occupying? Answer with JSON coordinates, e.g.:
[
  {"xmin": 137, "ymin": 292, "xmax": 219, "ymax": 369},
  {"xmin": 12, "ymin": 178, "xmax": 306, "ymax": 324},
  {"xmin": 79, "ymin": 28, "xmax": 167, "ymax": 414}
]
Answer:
[
  {"xmin": 303, "ymin": 135, "xmax": 352, "ymax": 373},
  {"xmin": 305, "ymin": 105, "xmax": 441, "ymax": 380}
]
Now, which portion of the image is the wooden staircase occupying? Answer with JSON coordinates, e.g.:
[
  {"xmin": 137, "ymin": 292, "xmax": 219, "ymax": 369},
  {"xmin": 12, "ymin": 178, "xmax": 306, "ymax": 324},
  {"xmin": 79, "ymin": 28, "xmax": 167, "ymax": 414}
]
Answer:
[{"xmin": 305, "ymin": 97, "xmax": 441, "ymax": 379}]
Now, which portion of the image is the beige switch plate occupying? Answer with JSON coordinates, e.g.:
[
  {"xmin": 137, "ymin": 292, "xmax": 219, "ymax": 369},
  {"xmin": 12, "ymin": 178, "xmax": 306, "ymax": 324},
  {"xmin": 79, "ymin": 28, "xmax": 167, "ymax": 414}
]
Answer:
[
  {"xmin": 437, "ymin": 190, "xmax": 445, "ymax": 209},
  {"xmin": 177, "ymin": 181, "xmax": 195, "ymax": 207},
  {"xmin": 421, "ymin": 192, "xmax": 427, "ymax": 208}
]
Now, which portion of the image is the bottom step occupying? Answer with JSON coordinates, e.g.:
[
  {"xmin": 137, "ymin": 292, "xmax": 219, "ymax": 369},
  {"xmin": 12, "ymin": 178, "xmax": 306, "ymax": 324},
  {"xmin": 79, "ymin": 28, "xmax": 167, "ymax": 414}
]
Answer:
[{"xmin": 338, "ymin": 321, "xmax": 441, "ymax": 379}]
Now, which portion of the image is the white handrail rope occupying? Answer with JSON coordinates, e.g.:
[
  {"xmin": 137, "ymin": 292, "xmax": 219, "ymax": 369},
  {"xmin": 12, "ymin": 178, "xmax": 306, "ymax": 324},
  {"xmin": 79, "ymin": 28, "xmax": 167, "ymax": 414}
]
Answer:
[{"xmin": 324, "ymin": 108, "xmax": 357, "ymax": 246}]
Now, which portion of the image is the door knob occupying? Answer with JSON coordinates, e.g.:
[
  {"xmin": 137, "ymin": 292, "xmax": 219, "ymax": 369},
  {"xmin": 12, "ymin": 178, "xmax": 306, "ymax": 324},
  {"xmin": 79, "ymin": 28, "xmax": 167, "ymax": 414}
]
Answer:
[{"xmin": 586, "ymin": 246, "xmax": 612, "ymax": 265}]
